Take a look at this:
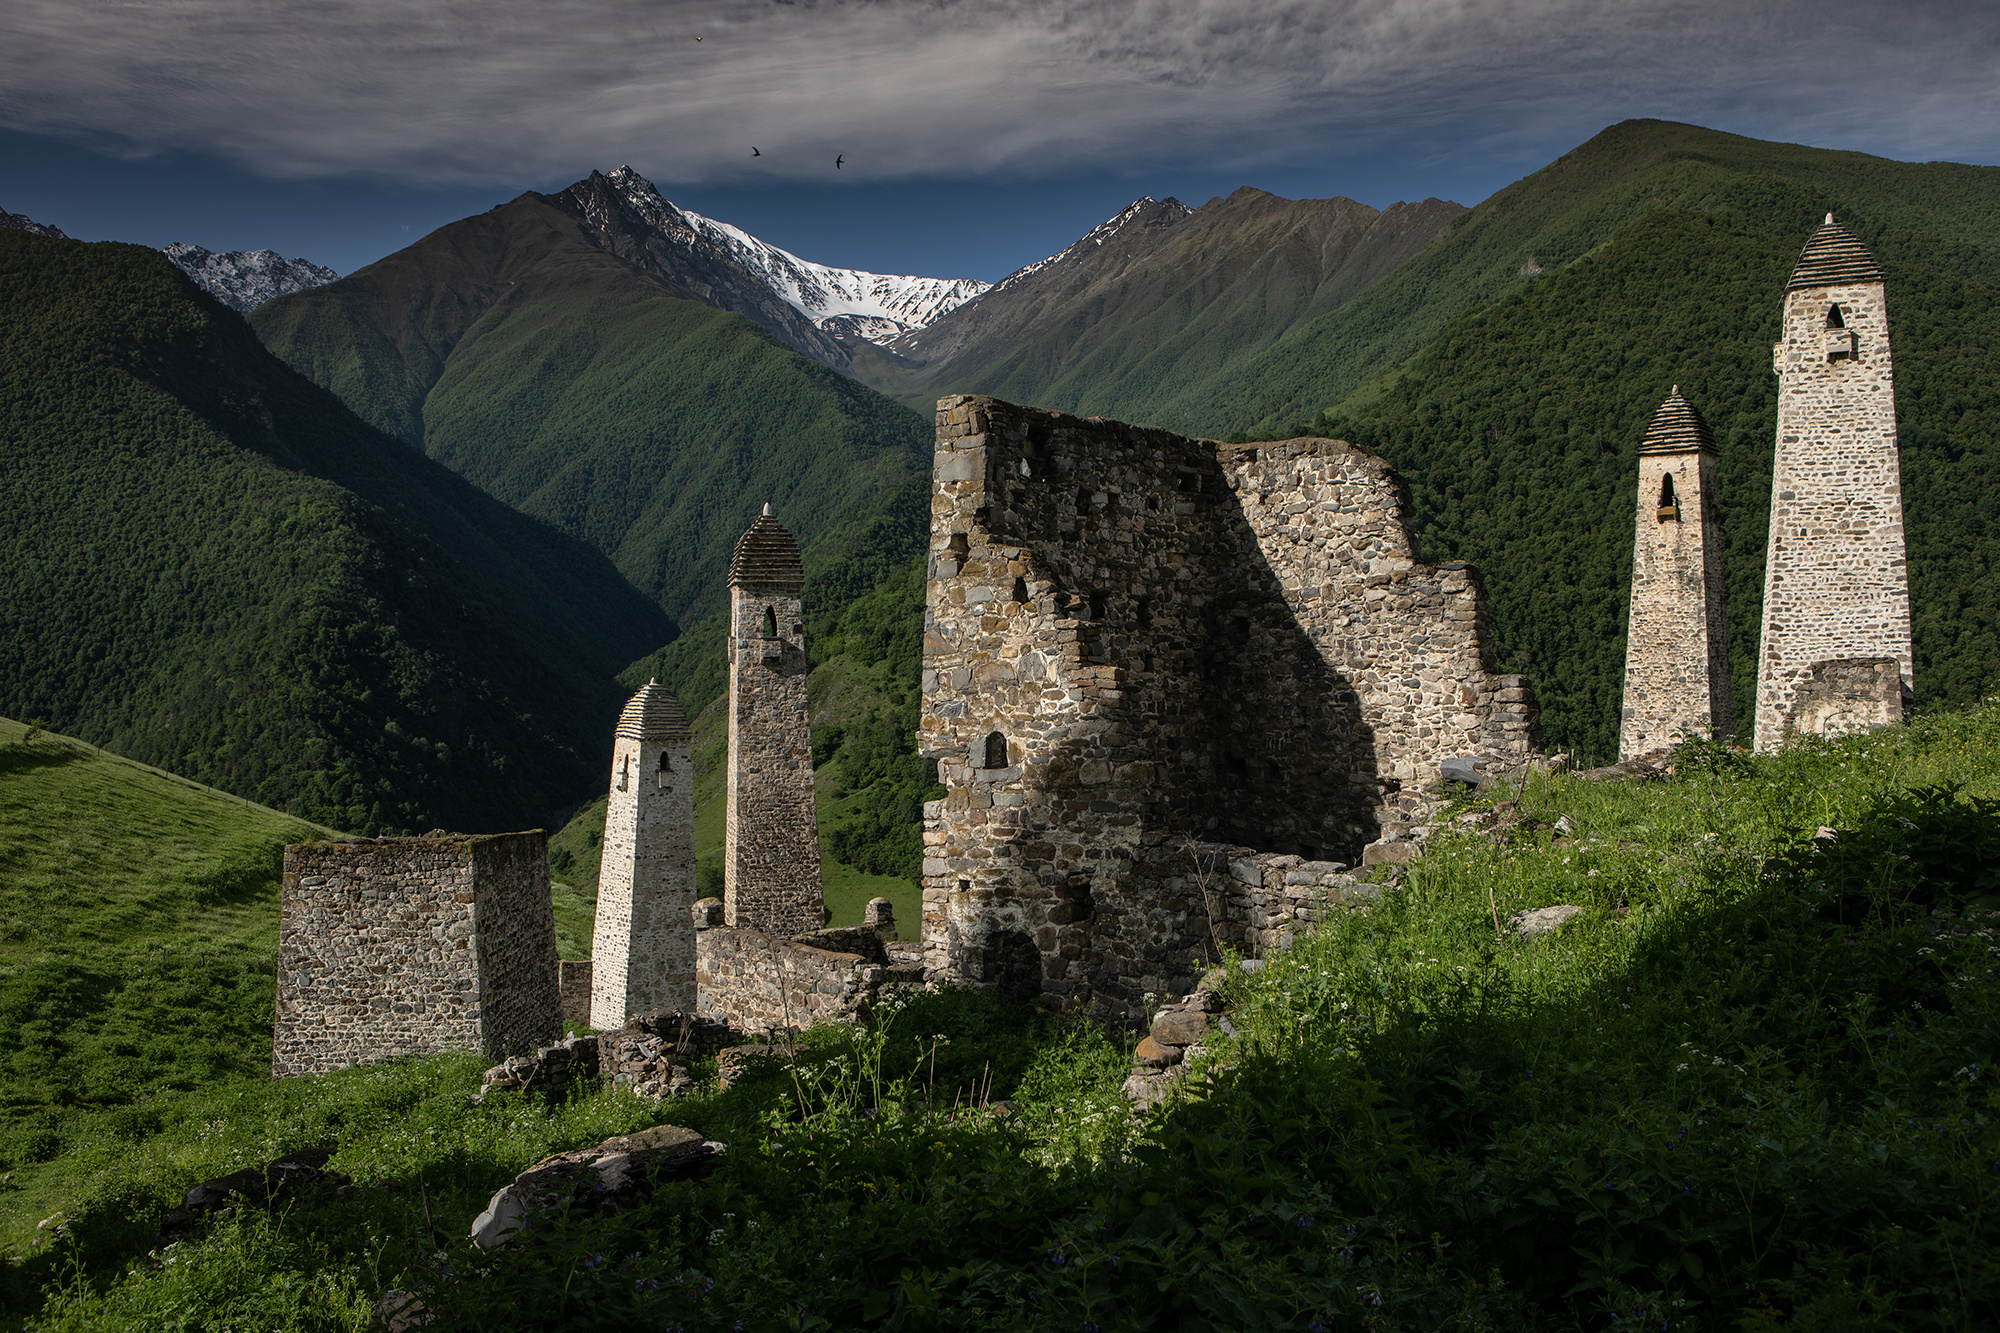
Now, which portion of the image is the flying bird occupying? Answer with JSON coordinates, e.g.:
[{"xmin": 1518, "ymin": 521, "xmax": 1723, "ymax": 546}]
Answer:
[
  {"xmin": 693, "ymin": 35, "xmax": 702, "ymax": 41},
  {"xmin": 835, "ymin": 155, "xmax": 844, "ymax": 169},
  {"xmin": 751, "ymin": 147, "xmax": 761, "ymax": 156}
]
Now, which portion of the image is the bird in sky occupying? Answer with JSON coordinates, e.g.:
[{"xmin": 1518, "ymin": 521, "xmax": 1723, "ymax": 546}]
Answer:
[
  {"xmin": 751, "ymin": 147, "xmax": 761, "ymax": 156},
  {"xmin": 693, "ymin": 35, "xmax": 702, "ymax": 41},
  {"xmin": 835, "ymin": 154, "xmax": 845, "ymax": 169}
]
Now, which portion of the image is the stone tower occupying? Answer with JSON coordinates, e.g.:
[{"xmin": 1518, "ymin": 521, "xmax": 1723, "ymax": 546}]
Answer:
[
  {"xmin": 1619, "ymin": 388, "xmax": 1732, "ymax": 757},
  {"xmin": 724, "ymin": 504, "xmax": 823, "ymax": 933},
  {"xmin": 1753, "ymin": 214, "xmax": 1913, "ymax": 750},
  {"xmin": 589, "ymin": 679, "xmax": 696, "ymax": 1029}
]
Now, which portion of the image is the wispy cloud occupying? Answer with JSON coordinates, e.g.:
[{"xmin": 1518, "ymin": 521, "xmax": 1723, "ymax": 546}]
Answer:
[{"xmin": 3, "ymin": 0, "xmax": 1995, "ymax": 186}]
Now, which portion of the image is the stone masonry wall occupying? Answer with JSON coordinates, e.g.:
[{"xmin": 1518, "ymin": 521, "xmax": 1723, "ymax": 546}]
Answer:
[
  {"xmin": 917, "ymin": 395, "xmax": 1534, "ymax": 1015},
  {"xmin": 1755, "ymin": 276, "xmax": 1913, "ymax": 750},
  {"xmin": 592, "ymin": 686, "xmax": 697, "ymax": 1030},
  {"xmin": 1782, "ymin": 656, "xmax": 1905, "ymax": 743},
  {"xmin": 273, "ymin": 832, "xmax": 561, "ymax": 1077},
  {"xmin": 1621, "ymin": 448, "xmax": 1732, "ymax": 756},
  {"xmin": 724, "ymin": 581, "xmax": 824, "ymax": 933},
  {"xmin": 693, "ymin": 924, "xmax": 887, "ymax": 1033},
  {"xmin": 558, "ymin": 960, "xmax": 593, "ymax": 1027}
]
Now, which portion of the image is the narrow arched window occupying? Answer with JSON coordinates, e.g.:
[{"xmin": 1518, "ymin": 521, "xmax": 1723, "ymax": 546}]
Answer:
[
  {"xmin": 1088, "ymin": 591, "xmax": 1108, "ymax": 621},
  {"xmin": 983, "ymin": 731, "xmax": 1007, "ymax": 770},
  {"xmin": 761, "ymin": 605, "xmax": 777, "ymax": 638},
  {"xmin": 656, "ymin": 750, "xmax": 672, "ymax": 788},
  {"xmin": 1825, "ymin": 303, "xmax": 1846, "ymax": 329},
  {"xmin": 1658, "ymin": 473, "xmax": 1677, "ymax": 507},
  {"xmin": 616, "ymin": 753, "xmax": 630, "ymax": 791},
  {"xmin": 1010, "ymin": 577, "xmax": 1028, "ymax": 603}
]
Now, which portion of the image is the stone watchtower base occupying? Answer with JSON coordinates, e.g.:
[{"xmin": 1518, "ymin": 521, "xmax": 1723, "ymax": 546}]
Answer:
[{"xmin": 272, "ymin": 832, "xmax": 562, "ymax": 1078}]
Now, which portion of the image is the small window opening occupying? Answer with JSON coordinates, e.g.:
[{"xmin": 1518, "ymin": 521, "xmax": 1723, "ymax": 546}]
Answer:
[
  {"xmin": 1658, "ymin": 473, "xmax": 1677, "ymax": 507},
  {"xmin": 1228, "ymin": 614, "xmax": 1251, "ymax": 644},
  {"xmin": 1146, "ymin": 495, "xmax": 1159, "ymax": 510},
  {"xmin": 616, "ymin": 754, "xmax": 630, "ymax": 791},
  {"xmin": 1010, "ymin": 577, "xmax": 1028, "ymax": 603},
  {"xmin": 957, "ymin": 879, "xmax": 971, "ymax": 894},
  {"xmin": 658, "ymin": 752, "xmax": 673, "ymax": 773},
  {"xmin": 1134, "ymin": 598, "xmax": 1152, "ymax": 628},
  {"xmin": 1088, "ymin": 591, "xmax": 1109, "ymax": 620},
  {"xmin": 983, "ymin": 731, "xmax": 1008, "ymax": 770},
  {"xmin": 947, "ymin": 532, "xmax": 970, "ymax": 554},
  {"xmin": 1825, "ymin": 303, "xmax": 1846, "ymax": 329},
  {"xmin": 761, "ymin": 605, "xmax": 777, "ymax": 638},
  {"xmin": 1075, "ymin": 488, "xmax": 1092, "ymax": 513},
  {"xmin": 1298, "ymin": 844, "xmax": 1319, "ymax": 861},
  {"xmin": 1175, "ymin": 471, "xmax": 1198, "ymax": 493}
]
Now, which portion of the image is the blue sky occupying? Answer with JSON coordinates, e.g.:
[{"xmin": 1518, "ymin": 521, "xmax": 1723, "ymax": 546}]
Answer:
[{"xmin": 5, "ymin": 1, "xmax": 1998, "ymax": 284}]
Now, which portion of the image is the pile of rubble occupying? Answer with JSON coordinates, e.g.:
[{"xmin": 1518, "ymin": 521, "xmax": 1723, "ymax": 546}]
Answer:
[
  {"xmin": 1121, "ymin": 975, "xmax": 1236, "ymax": 1111},
  {"xmin": 478, "ymin": 1011, "xmax": 734, "ymax": 1105}
]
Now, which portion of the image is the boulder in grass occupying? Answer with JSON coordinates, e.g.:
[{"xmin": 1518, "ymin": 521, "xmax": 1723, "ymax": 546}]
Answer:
[
  {"xmin": 152, "ymin": 1148, "xmax": 349, "ymax": 1248},
  {"xmin": 1510, "ymin": 905, "xmax": 1585, "ymax": 939},
  {"xmin": 469, "ymin": 1125, "xmax": 724, "ymax": 1250}
]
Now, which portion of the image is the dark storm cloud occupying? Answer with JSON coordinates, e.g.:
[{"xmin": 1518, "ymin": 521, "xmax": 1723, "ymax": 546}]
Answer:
[{"xmin": 2, "ymin": 0, "xmax": 1996, "ymax": 185}]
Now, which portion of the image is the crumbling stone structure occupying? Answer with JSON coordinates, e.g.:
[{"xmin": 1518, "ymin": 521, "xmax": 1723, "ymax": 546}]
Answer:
[
  {"xmin": 724, "ymin": 505, "xmax": 824, "ymax": 933},
  {"xmin": 918, "ymin": 395, "xmax": 1535, "ymax": 1013},
  {"xmin": 1620, "ymin": 388, "xmax": 1732, "ymax": 757},
  {"xmin": 694, "ymin": 922, "xmax": 888, "ymax": 1033},
  {"xmin": 590, "ymin": 680, "xmax": 696, "ymax": 1029},
  {"xmin": 1754, "ymin": 215, "xmax": 1913, "ymax": 750},
  {"xmin": 272, "ymin": 832, "xmax": 561, "ymax": 1077}
]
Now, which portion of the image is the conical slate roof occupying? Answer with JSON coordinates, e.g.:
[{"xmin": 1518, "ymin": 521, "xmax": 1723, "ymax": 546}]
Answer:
[
  {"xmin": 727, "ymin": 504, "xmax": 804, "ymax": 591},
  {"xmin": 1787, "ymin": 214, "xmax": 1883, "ymax": 291},
  {"xmin": 614, "ymin": 679, "xmax": 689, "ymax": 741},
  {"xmin": 1636, "ymin": 386, "xmax": 1715, "ymax": 455}
]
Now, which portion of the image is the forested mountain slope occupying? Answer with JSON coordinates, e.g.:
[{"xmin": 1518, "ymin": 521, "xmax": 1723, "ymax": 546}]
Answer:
[
  {"xmin": 0, "ymin": 231, "xmax": 667, "ymax": 832},
  {"xmin": 1190, "ymin": 119, "xmax": 2000, "ymax": 438},
  {"xmin": 1314, "ymin": 202, "xmax": 2000, "ymax": 760},
  {"xmin": 251, "ymin": 190, "xmax": 933, "ymax": 627},
  {"xmin": 863, "ymin": 189, "xmax": 1461, "ymax": 427}
]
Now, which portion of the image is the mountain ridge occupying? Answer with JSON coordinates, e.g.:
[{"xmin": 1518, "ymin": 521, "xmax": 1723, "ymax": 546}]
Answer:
[{"xmin": 161, "ymin": 243, "xmax": 338, "ymax": 312}]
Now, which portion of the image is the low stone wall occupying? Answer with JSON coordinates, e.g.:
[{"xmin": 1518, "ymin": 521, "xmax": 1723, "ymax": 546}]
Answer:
[
  {"xmin": 694, "ymin": 925, "xmax": 886, "ymax": 1033},
  {"xmin": 557, "ymin": 960, "xmax": 593, "ymax": 1027}
]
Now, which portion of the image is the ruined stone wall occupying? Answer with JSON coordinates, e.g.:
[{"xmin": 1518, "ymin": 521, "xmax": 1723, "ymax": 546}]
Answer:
[
  {"xmin": 724, "ymin": 575, "xmax": 824, "ymax": 934},
  {"xmin": 273, "ymin": 832, "xmax": 561, "ymax": 1077},
  {"xmin": 1621, "ymin": 449, "xmax": 1732, "ymax": 756},
  {"xmin": 1756, "ymin": 272, "xmax": 1912, "ymax": 750},
  {"xmin": 918, "ymin": 395, "xmax": 1532, "ymax": 1015},
  {"xmin": 558, "ymin": 960, "xmax": 593, "ymax": 1027},
  {"xmin": 693, "ymin": 924, "xmax": 886, "ymax": 1033}
]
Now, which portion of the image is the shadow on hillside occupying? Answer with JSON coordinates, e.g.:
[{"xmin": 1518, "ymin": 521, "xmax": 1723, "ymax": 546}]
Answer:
[{"xmin": 0, "ymin": 741, "xmax": 85, "ymax": 778}]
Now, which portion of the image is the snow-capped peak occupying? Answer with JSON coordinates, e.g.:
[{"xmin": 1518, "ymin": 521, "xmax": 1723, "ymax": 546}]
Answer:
[
  {"xmin": 604, "ymin": 166, "xmax": 986, "ymax": 341},
  {"xmin": 161, "ymin": 243, "xmax": 337, "ymax": 312},
  {"xmin": 990, "ymin": 196, "xmax": 1192, "ymax": 296}
]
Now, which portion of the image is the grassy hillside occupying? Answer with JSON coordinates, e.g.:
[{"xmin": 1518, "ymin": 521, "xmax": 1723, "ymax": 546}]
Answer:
[
  {"xmin": 0, "ymin": 718, "xmax": 325, "ymax": 1259},
  {"xmin": 1311, "ymin": 203, "xmax": 2000, "ymax": 760},
  {"xmin": 867, "ymin": 189, "xmax": 1460, "ymax": 429},
  {"xmin": 18, "ymin": 703, "xmax": 2000, "ymax": 1329},
  {"xmin": 251, "ymin": 194, "xmax": 932, "ymax": 628},
  {"xmin": 0, "ymin": 230, "xmax": 674, "ymax": 833},
  {"xmin": 1183, "ymin": 119, "xmax": 2000, "ymax": 439}
]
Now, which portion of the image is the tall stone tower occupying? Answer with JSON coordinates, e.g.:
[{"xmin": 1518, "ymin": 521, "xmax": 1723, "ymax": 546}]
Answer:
[
  {"xmin": 724, "ymin": 504, "xmax": 823, "ymax": 933},
  {"xmin": 1619, "ymin": 388, "xmax": 1732, "ymax": 757},
  {"xmin": 590, "ymin": 680, "xmax": 696, "ymax": 1029},
  {"xmin": 1754, "ymin": 214, "xmax": 1913, "ymax": 750}
]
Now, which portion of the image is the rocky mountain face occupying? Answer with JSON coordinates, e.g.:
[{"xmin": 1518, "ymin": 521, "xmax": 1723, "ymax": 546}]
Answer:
[
  {"xmin": 864, "ymin": 188, "xmax": 1465, "ymax": 426},
  {"xmin": 547, "ymin": 167, "xmax": 982, "ymax": 373},
  {"xmin": 1, "ymin": 207, "xmax": 67, "ymax": 239},
  {"xmin": 161, "ymin": 244, "xmax": 338, "ymax": 313}
]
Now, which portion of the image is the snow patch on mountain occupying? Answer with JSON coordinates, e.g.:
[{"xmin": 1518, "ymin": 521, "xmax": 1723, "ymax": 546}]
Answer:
[
  {"xmin": 604, "ymin": 167, "xmax": 985, "ymax": 341},
  {"xmin": 989, "ymin": 196, "xmax": 1193, "ymax": 296},
  {"xmin": 1, "ymin": 207, "xmax": 68, "ymax": 239},
  {"xmin": 162, "ymin": 244, "xmax": 338, "ymax": 313}
]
